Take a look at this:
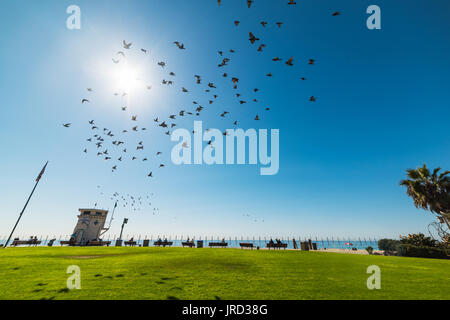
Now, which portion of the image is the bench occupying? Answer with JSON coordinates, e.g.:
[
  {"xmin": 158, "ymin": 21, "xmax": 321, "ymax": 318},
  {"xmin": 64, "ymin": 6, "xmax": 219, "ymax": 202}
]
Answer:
[
  {"xmin": 209, "ymin": 242, "xmax": 228, "ymax": 248},
  {"xmin": 124, "ymin": 241, "xmax": 137, "ymax": 247},
  {"xmin": 182, "ymin": 241, "xmax": 195, "ymax": 248},
  {"xmin": 59, "ymin": 240, "xmax": 72, "ymax": 246},
  {"xmin": 11, "ymin": 240, "xmax": 42, "ymax": 247},
  {"xmin": 86, "ymin": 241, "xmax": 111, "ymax": 247},
  {"xmin": 154, "ymin": 241, "xmax": 173, "ymax": 247},
  {"xmin": 143, "ymin": 240, "xmax": 150, "ymax": 247},
  {"xmin": 266, "ymin": 243, "xmax": 288, "ymax": 250},
  {"xmin": 240, "ymin": 243, "xmax": 254, "ymax": 249}
]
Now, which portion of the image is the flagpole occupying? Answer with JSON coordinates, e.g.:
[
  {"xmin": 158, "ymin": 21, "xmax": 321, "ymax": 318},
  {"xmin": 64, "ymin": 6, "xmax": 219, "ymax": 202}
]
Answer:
[
  {"xmin": 3, "ymin": 161, "xmax": 48, "ymax": 248},
  {"xmin": 100, "ymin": 201, "xmax": 117, "ymax": 236}
]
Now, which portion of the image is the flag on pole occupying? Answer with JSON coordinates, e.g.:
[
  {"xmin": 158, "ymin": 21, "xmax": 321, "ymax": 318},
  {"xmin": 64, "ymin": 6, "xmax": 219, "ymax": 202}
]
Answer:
[{"xmin": 36, "ymin": 161, "xmax": 48, "ymax": 182}]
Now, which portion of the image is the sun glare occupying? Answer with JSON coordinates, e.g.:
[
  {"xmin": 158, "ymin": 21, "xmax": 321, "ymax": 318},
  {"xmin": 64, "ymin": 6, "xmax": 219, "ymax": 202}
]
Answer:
[{"xmin": 111, "ymin": 62, "xmax": 142, "ymax": 94}]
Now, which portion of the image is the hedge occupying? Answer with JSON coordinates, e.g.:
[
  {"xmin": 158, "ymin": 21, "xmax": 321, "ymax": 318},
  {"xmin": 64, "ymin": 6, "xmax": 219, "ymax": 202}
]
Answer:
[
  {"xmin": 378, "ymin": 239, "xmax": 401, "ymax": 251},
  {"xmin": 397, "ymin": 244, "xmax": 449, "ymax": 259}
]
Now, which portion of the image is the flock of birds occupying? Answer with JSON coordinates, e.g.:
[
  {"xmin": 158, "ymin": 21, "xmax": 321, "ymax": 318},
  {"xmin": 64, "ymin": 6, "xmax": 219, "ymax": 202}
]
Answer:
[
  {"xmin": 95, "ymin": 186, "xmax": 160, "ymax": 215},
  {"xmin": 62, "ymin": 1, "xmax": 341, "ymax": 220}
]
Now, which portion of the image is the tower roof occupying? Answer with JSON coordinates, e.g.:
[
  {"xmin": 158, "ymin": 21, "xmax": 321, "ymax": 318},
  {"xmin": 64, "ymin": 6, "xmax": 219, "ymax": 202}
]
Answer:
[{"xmin": 78, "ymin": 208, "xmax": 109, "ymax": 214}]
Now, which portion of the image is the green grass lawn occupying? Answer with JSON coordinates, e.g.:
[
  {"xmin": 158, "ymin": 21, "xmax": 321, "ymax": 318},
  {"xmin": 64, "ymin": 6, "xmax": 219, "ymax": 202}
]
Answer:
[{"xmin": 0, "ymin": 247, "xmax": 448, "ymax": 300}]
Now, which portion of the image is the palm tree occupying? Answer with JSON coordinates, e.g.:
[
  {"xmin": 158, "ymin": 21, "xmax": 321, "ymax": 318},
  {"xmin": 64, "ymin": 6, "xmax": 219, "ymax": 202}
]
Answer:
[{"xmin": 400, "ymin": 164, "xmax": 450, "ymax": 238}]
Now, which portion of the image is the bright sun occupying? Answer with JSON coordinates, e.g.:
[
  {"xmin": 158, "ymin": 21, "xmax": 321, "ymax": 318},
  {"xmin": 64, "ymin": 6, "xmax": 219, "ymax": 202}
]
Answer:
[{"xmin": 111, "ymin": 62, "xmax": 141, "ymax": 93}]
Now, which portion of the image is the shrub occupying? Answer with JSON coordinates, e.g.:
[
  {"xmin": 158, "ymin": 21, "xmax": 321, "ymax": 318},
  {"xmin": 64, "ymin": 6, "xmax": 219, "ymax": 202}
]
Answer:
[
  {"xmin": 378, "ymin": 239, "xmax": 401, "ymax": 252},
  {"xmin": 399, "ymin": 233, "xmax": 439, "ymax": 247},
  {"xmin": 397, "ymin": 244, "xmax": 449, "ymax": 259},
  {"xmin": 365, "ymin": 246, "xmax": 374, "ymax": 255}
]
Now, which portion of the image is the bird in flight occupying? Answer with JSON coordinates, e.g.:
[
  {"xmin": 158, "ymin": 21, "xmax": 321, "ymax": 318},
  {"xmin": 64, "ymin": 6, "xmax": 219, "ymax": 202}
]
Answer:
[
  {"xmin": 249, "ymin": 32, "xmax": 259, "ymax": 44},
  {"xmin": 234, "ymin": 21, "xmax": 240, "ymax": 27},
  {"xmin": 261, "ymin": 21, "xmax": 268, "ymax": 27},
  {"xmin": 310, "ymin": 96, "xmax": 316, "ymax": 102},
  {"xmin": 288, "ymin": 0, "xmax": 296, "ymax": 4},
  {"xmin": 63, "ymin": 123, "xmax": 71, "ymax": 128},
  {"xmin": 82, "ymin": 99, "xmax": 89, "ymax": 104},
  {"xmin": 123, "ymin": 40, "xmax": 132, "ymax": 49},
  {"xmin": 286, "ymin": 57, "xmax": 294, "ymax": 66},
  {"xmin": 247, "ymin": 0, "xmax": 254, "ymax": 8},
  {"xmin": 174, "ymin": 41, "xmax": 186, "ymax": 50},
  {"xmin": 332, "ymin": 11, "xmax": 341, "ymax": 16}
]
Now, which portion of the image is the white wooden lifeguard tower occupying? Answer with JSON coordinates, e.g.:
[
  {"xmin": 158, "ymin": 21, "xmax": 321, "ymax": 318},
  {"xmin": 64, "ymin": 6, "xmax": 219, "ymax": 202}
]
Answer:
[{"xmin": 71, "ymin": 209, "xmax": 109, "ymax": 245}]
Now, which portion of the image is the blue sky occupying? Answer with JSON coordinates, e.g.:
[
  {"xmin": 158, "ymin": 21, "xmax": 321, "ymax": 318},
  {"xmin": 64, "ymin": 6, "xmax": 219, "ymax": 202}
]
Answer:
[{"xmin": 1, "ymin": 0, "xmax": 449, "ymax": 240}]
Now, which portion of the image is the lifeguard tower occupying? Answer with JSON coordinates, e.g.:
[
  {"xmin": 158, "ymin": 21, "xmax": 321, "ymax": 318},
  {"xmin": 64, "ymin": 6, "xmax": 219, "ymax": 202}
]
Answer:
[{"xmin": 71, "ymin": 209, "xmax": 109, "ymax": 245}]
